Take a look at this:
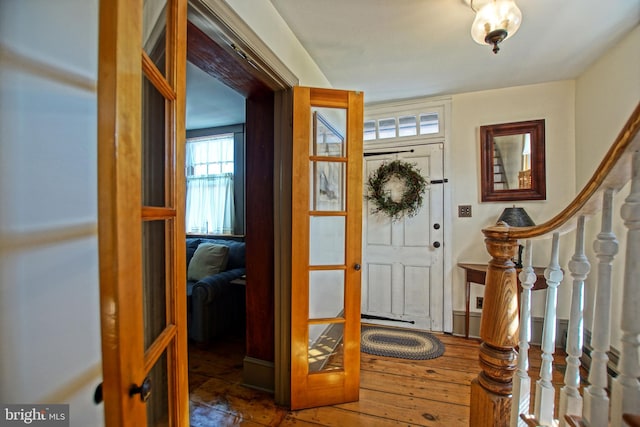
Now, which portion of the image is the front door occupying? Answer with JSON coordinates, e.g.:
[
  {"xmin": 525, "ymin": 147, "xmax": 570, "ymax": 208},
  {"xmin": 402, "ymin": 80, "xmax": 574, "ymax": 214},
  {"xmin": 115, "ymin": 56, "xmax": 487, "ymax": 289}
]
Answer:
[
  {"xmin": 290, "ymin": 87, "xmax": 364, "ymax": 409},
  {"xmin": 362, "ymin": 143, "xmax": 445, "ymax": 331},
  {"xmin": 97, "ymin": 0, "xmax": 189, "ymax": 425}
]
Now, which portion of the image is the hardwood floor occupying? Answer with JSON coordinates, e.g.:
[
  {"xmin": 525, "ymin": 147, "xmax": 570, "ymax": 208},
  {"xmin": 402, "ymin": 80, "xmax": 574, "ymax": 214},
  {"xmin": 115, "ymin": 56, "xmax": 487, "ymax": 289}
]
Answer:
[{"xmin": 189, "ymin": 331, "xmax": 567, "ymax": 426}]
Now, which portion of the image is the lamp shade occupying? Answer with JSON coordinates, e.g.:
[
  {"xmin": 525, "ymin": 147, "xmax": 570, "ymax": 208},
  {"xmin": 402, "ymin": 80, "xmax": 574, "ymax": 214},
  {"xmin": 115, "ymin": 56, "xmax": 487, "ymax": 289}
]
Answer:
[
  {"xmin": 497, "ymin": 207, "xmax": 535, "ymax": 227},
  {"xmin": 471, "ymin": 0, "xmax": 522, "ymax": 48}
]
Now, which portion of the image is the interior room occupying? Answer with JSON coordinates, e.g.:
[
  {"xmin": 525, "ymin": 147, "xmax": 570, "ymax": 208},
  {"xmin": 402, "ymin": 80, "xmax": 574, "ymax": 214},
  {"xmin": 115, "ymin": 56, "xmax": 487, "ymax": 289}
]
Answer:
[{"xmin": 1, "ymin": 0, "xmax": 639, "ymax": 426}]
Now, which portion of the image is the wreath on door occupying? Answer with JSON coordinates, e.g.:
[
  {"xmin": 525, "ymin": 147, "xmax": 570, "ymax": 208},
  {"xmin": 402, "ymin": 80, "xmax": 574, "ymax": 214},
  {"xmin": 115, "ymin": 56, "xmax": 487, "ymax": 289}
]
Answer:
[{"xmin": 366, "ymin": 160, "xmax": 427, "ymax": 220}]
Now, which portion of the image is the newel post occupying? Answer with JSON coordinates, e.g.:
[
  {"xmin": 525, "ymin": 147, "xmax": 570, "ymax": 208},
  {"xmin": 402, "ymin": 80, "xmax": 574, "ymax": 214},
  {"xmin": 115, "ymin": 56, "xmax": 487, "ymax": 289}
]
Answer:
[{"xmin": 470, "ymin": 224, "xmax": 520, "ymax": 427}]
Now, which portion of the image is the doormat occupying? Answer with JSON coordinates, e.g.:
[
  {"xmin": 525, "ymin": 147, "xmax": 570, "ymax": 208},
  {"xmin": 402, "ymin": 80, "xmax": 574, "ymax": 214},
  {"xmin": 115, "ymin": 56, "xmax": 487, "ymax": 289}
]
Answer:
[{"xmin": 361, "ymin": 325, "xmax": 445, "ymax": 360}]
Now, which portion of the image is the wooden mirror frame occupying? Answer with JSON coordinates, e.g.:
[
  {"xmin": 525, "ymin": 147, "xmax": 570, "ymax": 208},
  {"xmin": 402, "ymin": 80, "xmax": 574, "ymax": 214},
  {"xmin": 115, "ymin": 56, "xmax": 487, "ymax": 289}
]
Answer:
[{"xmin": 480, "ymin": 119, "xmax": 546, "ymax": 202}]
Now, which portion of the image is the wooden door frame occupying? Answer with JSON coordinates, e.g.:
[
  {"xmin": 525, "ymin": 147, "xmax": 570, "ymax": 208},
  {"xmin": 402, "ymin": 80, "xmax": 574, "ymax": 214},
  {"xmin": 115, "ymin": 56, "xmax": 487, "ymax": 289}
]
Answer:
[
  {"xmin": 186, "ymin": 0, "xmax": 298, "ymax": 404},
  {"xmin": 363, "ymin": 98, "xmax": 454, "ymax": 333}
]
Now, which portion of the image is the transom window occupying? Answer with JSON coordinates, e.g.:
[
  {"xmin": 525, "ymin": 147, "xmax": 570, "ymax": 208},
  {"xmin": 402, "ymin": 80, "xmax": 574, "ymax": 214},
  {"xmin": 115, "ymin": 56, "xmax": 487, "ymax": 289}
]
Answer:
[{"xmin": 364, "ymin": 112, "xmax": 439, "ymax": 141}]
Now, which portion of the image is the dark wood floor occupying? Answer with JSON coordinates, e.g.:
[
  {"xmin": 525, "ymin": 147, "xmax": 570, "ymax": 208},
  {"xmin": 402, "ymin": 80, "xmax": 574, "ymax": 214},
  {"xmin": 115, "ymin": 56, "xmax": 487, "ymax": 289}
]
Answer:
[{"xmin": 189, "ymin": 331, "xmax": 567, "ymax": 426}]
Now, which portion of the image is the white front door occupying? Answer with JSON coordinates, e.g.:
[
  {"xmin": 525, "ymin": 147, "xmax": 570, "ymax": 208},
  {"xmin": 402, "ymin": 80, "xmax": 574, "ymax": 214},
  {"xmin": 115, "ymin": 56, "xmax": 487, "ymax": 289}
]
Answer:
[{"xmin": 362, "ymin": 143, "xmax": 445, "ymax": 331}]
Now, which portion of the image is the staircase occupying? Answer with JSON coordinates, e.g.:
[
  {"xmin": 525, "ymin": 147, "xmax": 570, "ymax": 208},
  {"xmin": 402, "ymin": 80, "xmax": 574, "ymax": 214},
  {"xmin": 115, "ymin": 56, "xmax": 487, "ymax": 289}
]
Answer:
[
  {"xmin": 469, "ymin": 102, "xmax": 640, "ymax": 426},
  {"xmin": 493, "ymin": 145, "xmax": 509, "ymax": 190}
]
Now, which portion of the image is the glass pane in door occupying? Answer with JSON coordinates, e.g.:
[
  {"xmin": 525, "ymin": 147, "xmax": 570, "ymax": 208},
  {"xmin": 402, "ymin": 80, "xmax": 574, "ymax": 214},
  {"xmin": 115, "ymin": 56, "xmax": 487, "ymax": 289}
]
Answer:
[
  {"xmin": 142, "ymin": 75, "xmax": 167, "ymax": 207},
  {"xmin": 143, "ymin": 0, "xmax": 168, "ymax": 75},
  {"xmin": 142, "ymin": 220, "xmax": 167, "ymax": 350},
  {"xmin": 311, "ymin": 108, "xmax": 346, "ymax": 157},
  {"xmin": 308, "ymin": 323, "xmax": 344, "ymax": 373},
  {"xmin": 309, "ymin": 270, "xmax": 344, "ymax": 319},
  {"xmin": 146, "ymin": 350, "xmax": 169, "ymax": 427},
  {"xmin": 309, "ymin": 216, "xmax": 345, "ymax": 265},
  {"xmin": 310, "ymin": 161, "xmax": 345, "ymax": 211}
]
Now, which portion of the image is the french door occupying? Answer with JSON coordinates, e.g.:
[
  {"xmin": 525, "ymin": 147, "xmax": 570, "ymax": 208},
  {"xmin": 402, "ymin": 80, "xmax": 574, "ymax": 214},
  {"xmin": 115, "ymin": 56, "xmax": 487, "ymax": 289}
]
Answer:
[
  {"xmin": 290, "ymin": 87, "xmax": 364, "ymax": 409},
  {"xmin": 97, "ymin": 0, "xmax": 189, "ymax": 425}
]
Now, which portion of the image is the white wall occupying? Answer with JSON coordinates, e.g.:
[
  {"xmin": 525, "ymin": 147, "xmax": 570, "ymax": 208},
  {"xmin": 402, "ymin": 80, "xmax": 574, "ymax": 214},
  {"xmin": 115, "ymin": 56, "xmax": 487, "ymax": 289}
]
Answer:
[
  {"xmin": 0, "ymin": 1, "xmax": 103, "ymax": 426},
  {"xmin": 450, "ymin": 81, "xmax": 577, "ymax": 320},
  {"xmin": 575, "ymin": 24, "xmax": 640, "ymax": 347}
]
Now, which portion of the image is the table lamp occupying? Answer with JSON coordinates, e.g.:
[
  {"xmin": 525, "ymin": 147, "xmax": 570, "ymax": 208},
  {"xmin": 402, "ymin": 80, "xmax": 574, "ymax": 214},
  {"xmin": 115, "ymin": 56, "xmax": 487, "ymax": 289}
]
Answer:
[{"xmin": 497, "ymin": 206, "xmax": 535, "ymax": 268}]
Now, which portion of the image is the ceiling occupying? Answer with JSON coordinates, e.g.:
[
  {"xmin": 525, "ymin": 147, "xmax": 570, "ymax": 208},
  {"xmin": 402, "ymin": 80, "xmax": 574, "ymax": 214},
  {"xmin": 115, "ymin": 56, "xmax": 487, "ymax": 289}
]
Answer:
[
  {"xmin": 186, "ymin": 0, "xmax": 639, "ymax": 129},
  {"xmin": 185, "ymin": 61, "xmax": 245, "ymax": 130}
]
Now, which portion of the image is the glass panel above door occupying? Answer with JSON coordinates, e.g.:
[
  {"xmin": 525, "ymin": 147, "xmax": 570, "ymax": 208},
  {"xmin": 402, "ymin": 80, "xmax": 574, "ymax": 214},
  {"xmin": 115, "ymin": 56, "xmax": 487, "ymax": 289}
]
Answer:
[
  {"xmin": 363, "ymin": 120, "xmax": 376, "ymax": 141},
  {"xmin": 378, "ymin": 118, "xmax": 396, "ymax": 139},
  {"xmin": 398, "ymin": 115, "xmax": 418, "ymax": 137},
  {"xmin": 419, "ymin": 113, "xmax": 439, "ymax": 135}
]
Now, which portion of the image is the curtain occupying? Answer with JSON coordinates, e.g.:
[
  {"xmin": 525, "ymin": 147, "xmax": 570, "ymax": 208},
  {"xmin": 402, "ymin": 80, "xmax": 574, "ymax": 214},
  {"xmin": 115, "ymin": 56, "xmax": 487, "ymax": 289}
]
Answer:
[{"xmin": 185, "ymin": 135, "xmax": 235, "ymax": 234}]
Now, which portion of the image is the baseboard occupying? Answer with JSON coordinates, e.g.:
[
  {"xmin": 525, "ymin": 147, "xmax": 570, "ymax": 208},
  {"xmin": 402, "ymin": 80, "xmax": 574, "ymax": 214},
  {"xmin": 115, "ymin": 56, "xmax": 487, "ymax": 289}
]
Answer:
[
  {"xmin": 242, "ymin": 356, "xmax": 274, "ymax": 393},
  {"xmin": 452, "ymin": 310, "xmax": 569, "ymax": 347}
]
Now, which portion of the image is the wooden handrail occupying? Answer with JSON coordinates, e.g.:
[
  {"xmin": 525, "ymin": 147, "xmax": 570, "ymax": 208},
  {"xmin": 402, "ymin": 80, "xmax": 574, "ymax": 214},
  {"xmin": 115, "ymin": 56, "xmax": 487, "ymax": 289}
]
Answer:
[
  {"xmin": 485, "ymin": 101, "xmax": 640, "ymax": 240},
  {"xmin": 470, "ymin": 102, "xmax": 640, "ymax": 427}
]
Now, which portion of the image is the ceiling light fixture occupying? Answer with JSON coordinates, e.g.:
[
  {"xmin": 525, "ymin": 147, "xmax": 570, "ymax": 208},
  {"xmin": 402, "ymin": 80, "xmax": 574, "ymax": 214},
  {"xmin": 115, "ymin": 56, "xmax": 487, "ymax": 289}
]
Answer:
[{"xmin": 470, "ymin": 0, "xmax": 522, "ymax": 54}]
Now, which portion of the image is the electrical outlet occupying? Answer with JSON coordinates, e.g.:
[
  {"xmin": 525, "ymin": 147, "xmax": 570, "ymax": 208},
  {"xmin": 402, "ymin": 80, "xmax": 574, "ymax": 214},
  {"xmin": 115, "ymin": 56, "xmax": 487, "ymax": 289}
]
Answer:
[
  {"xmin": 476, "ymin": 297, "xmax": 484, "ymax": 309},
  {"xmin": 458, "ymin": 205, "xmax": 472, "ymax": 217}
]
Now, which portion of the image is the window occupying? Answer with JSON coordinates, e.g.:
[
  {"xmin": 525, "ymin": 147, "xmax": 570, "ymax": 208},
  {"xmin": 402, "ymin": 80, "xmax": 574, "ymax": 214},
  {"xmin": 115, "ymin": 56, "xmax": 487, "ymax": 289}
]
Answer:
[
  {"xmin": 362, "ymin": 111, "xmax": 441, "ymax": 141},
  {"xmin": 185, "ymin": 133, "xmax": 235, "ymax": 234}
]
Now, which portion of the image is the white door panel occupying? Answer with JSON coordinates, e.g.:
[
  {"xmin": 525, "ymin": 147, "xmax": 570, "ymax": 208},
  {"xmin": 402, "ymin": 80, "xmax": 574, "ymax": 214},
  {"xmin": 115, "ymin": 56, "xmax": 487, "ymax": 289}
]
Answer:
[{"xmin": 362, "ymin": 143, "xmax": 444, "ymax": 331}]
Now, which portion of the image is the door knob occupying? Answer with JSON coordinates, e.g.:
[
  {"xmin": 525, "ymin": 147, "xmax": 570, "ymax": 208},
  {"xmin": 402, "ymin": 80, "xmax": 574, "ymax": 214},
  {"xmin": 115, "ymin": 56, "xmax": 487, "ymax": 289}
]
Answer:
[
  {"xmin": 130, "ymin": 377, "xmax": 152, "ymax": 402},
  {"xmin": 94, "ymin": 383, "xmax": 103, "ymax": 404},
  {"xmin": 433, "ymin": 241, "xmax": 441, "ymax": 248},
  {"xmin": 354, "ymin": 263, "xmax": 361, "ymax": 271}
]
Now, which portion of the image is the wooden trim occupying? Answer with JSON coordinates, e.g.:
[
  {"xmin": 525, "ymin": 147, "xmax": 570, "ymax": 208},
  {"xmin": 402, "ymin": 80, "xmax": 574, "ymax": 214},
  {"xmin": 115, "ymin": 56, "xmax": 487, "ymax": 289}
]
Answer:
[
  {"xmin": 97, "ymin": 0, "xmax": 145, "ymax": 424},
  {"xmin": 187, "ymin": 0, "xmax": 299, "ymax": 89},
  {"xmin": 144, "ymin": 325, "xmax": 177, "ymax": 373},
  {"xmin": 186, "ymin": 20, "xmax": 272, "ymax": 98},
  {"xmin": 245, "ymin": 93, "xmax": 276, "ymax": 363},
  {"xmin": 142, "ymin": 51, "xmax": 176, "ymax": 101},
  {"xmin": 274, "ymin": 89, "xmax": 293, "ymax": 406},
  {"xmin": 243, "ymin": 356, "xmax": 275, "ymax": 393},
  {"xmin": 141, "ymin": 206, "xmax": 177, "ymax": 219},
  {"xmin": 169, "ymin": 1, "xmax": 190, "ymax": 424},
  {"xmin": 480, "ymin": 119, "xmax": 546, "ymax": 202}
]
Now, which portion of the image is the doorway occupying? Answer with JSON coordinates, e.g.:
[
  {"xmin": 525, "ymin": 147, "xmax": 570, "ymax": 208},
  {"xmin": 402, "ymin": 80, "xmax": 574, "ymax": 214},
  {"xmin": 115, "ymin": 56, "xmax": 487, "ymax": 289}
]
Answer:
[
  {"xmin": 185, "ymin": 0, "xmax": 298, "ymax": 407},
  {"xmin": 185, "ymin": 17, "xmax": 269, "ymax": 379}
]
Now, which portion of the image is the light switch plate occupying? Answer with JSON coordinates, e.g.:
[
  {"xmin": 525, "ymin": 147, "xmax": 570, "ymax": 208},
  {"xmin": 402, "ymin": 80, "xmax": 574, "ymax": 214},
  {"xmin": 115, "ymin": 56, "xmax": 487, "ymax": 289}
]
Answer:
[{"xmin": 458, "ymin": 205, "xmax": 472, "ymax": 217}]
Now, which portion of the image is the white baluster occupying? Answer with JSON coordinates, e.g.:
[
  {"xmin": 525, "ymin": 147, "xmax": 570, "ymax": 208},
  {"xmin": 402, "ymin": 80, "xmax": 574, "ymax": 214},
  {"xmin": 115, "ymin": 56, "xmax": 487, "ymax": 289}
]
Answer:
[
  {"xmin": 535, "ymin": 232, "xmax": 564, "ymax": 425},
  {"xmin": 584, "ymin": 188, "xmax": 619, "ymax": 427},
  {"xmin": 559, "ymin": 216, "xmax": 590, "ymax": 426},
  {"xmin": 512, "ymin": 239, "xmax": 536, "ymax": 427},
  {"xmin": 611, "ymin": 151, "xmax": 640, "ymax": 427}
]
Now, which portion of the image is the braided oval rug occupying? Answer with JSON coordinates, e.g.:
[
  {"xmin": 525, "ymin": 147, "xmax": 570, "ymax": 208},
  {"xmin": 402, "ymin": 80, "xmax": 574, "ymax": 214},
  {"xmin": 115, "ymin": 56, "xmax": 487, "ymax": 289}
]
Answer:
[{"xmin": 361, "ymin": 325, "xmax": 445, "ymax": 360}]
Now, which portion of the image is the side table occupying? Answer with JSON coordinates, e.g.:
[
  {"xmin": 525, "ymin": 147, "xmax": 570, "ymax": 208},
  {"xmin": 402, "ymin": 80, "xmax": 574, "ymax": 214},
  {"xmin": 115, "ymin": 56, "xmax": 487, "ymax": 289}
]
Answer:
[{"xmin": 457, "ymin": 263, "xmax": 548, "ymax": 339}]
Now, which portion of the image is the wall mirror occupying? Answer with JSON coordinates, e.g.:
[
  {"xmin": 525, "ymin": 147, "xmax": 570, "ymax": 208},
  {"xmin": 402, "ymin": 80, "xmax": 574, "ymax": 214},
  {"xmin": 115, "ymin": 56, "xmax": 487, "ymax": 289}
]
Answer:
[{"xmin": 480, "ymin": 119, "xmax": 546, "ymax": 202}]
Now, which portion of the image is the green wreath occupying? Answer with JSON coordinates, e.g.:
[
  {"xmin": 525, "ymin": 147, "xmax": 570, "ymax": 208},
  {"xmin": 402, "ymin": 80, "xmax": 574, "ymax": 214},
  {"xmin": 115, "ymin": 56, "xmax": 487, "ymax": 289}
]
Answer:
[{"xmin": 366, "ymin": 160, "xmax": 428, "ymax": 220}]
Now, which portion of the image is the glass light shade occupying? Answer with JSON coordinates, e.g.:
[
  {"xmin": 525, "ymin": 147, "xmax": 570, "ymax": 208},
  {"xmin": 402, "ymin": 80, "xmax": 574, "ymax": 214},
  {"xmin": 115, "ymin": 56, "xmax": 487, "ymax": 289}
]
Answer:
[{"xmin": 471, "ymin": 0, "xmax": 522, "ymax": 46}]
